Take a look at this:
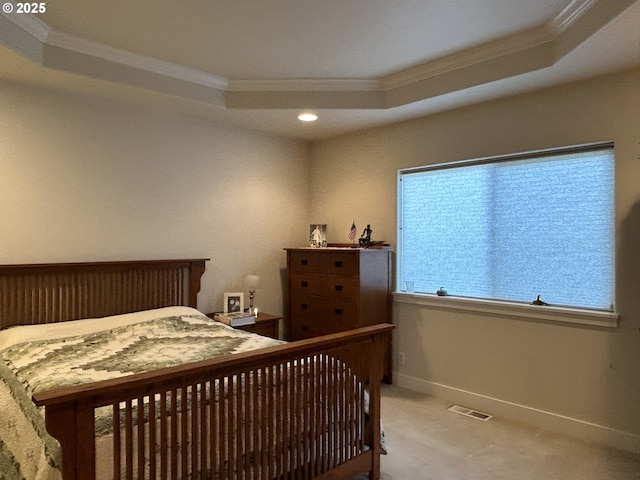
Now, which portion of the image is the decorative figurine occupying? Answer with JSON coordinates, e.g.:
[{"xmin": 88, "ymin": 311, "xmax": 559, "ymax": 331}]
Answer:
[
  {"xmin": 311, "ymin": 225, "xmax": 322, "ymax": 246},
  {"xmin": 359, "ymin": 224, "xmax": 373, "ymax": 247},
  {"xmin": 532, "ymin": 295, "xmax": 548, "ymax": 305}
]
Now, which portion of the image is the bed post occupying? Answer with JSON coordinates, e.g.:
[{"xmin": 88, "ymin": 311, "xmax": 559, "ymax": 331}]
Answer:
[
  {"xmin": 44, "ymin": 400, "xmax": 96, "ymax": 480},
  {"xmin": 187, "ymin": 259, "xmax": 207, "ymax": 308},
  {"xmin": 368, "ymin": 328, "xmax": 388, "ymax": 480}
]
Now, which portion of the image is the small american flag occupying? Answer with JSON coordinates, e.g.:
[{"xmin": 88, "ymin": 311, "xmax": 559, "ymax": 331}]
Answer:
[{"xmin": 348, "ymin": 221, "xmax": 357, "ymax": 240}]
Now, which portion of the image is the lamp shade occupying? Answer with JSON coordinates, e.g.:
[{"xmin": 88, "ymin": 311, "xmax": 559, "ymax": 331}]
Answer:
[{"xmin": 244, "ymin": 275, "xmax": 260, "ymax": 289}]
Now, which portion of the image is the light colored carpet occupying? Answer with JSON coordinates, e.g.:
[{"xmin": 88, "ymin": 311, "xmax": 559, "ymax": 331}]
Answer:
[{"xmin": 353, "ymin": 385, "xmax": 640, "ymax": 480}]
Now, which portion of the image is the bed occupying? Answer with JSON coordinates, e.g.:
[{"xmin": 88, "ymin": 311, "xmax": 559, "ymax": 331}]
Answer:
[{"xmin": 0, "ymin": 259, "xmax": 392, "ymax": 480}]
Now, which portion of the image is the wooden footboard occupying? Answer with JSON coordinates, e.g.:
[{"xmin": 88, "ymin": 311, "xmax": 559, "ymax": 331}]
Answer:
[{"xmin": 33, "ymin": 324, "xmax": 393, "ymax": 480}]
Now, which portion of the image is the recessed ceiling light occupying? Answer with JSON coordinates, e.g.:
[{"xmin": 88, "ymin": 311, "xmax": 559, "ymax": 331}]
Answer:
[{"xmin": 298, "ymin": 112, "xmax": 318, "ymax": 122}]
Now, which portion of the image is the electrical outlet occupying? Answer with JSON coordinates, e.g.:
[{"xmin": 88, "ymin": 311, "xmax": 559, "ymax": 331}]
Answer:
[{"xmin": 398, "ymin": 352, "xmax": 406, "ymax": 366}]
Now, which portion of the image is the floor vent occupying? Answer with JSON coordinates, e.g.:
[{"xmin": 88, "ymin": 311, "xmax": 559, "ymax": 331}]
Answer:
[{"xmin": 447, "ymin": 404, "xmax": 492, "ymax": 421}]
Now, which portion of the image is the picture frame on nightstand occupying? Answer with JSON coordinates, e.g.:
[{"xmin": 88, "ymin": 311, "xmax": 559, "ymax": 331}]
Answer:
[{"xmin": 223, "ymin": 292, "xmax": 244, "ymax": 313}]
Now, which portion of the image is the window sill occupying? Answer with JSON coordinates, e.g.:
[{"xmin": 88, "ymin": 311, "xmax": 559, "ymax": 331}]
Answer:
[{"xmin": 392, "ymin": 292, "xmax": 618, "ymax": 328}]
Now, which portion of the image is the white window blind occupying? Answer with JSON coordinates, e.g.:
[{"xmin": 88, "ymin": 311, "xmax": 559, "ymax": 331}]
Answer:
[{"xmin": 398, "ymin": 143, "xmax": 615, "ymax": 312}]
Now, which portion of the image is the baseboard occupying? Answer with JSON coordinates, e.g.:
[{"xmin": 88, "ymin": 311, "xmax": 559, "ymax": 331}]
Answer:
[{"xmin": 395, "ymin": 372, "xmax": 640, "ymax": 455}]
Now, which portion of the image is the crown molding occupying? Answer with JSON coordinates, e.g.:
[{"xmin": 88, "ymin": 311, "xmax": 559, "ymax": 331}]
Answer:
[
  {"xmin": 1, "ymin": 9, "xmax": 50, "ymax": 42},
  {"xmin": 0, "ymin": 0, "xmax": 633, "ymax": 110},
  {"xmin": 1, "ymin": 11, "xmax": 227, "ymax": 90},
  {"xmin": 227, "ymin": 78, "xmax": 383, "ymax": 92},
  {"xmin": 381, "ymin": 0, "xmax": 618, "ymax": 91},
  {"xmin": 382, "ymin": 24, "xmax": 557, "ymax": 91},
  {"xmin": 554, "ymin": 0, "xmax": 600, "ymax": 30},
  {"xmin": 44, "ymin": 30, "xmax": 228, "ymax": 90}
]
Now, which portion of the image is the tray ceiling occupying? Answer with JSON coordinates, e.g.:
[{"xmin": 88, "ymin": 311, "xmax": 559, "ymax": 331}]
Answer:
[{"xmin": 1, "ymin": 0, "xmax": 639, "ymax": 140}]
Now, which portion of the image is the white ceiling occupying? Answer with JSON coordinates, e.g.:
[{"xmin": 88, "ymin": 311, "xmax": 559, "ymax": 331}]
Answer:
[{"xmin": 1, "ymin": 0, "xmax": 639, "ymax": 140}]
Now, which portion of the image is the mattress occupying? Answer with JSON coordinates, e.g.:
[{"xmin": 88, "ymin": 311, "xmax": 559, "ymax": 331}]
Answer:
[{"xmin": 0, "ymin": 306, "xmax": 284, "ymax": 480}]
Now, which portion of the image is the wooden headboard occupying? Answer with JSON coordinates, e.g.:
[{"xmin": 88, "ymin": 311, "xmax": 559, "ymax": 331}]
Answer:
[{"xmin": 0, "ymin": 259, "xmax": 208, "ymax": 329}]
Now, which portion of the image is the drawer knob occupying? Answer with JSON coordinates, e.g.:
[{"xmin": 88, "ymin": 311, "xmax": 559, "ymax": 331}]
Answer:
[
  {"xmin": 334, "ymin": 260, "xmax": 343, "ymax": 267},
  {"xmin": 301, "ymin": 281, "xmax": 308, "ymax": 287},
  {"xmin": 334, "ymin": 308, "xmax": 343, "ymax": 315},
  {"xmin": 301, "ymin": 325, "xmax": 309, "ymax": 331},
  {"xmin": 301, "ymin": 259, "xmax": 308, "ymax": 266},
  {"xmin": 334, "ymin": 284, "xmax": 343, "ymax": 291},
  {"xmin": 301, "ymin": 303, "xmax": 308, "ymax": 310}
]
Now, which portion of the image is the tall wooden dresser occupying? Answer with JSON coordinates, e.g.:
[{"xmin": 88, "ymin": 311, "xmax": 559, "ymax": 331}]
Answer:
[{"xmin": 284, "ymin": 246, "xmax": 392, "ymax": 382}]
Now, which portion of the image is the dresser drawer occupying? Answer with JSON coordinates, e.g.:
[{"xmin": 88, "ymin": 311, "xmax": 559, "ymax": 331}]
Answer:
[
  {"xmin": 289, "ymin": 313, "xmax": 355, "ymax": 340},
  {"xmin": 289, "ymin": 273, "xmax": 323, "ymax": 294},
  {"xmin": 319, "ymin": 276, "xmax": 358, "ymax": 299},
  {"xmin": 291, "ymin": 274, "xmax": 358, "ymax": 299},
  {"xmin": 319, "ymin": 252, "xmax": 358, "ymax": 276},
  {"xmin": 321, "ymin": 297, "xmax": 358, "ymax": 323},
  {"xmin": 288, "ymin": 251, "xmax": 320, "ymax": 273},
  {"xmin": 290, "ymin": 294, "xmax": 358, "ymax": 321},
  {"xmin": 289, "ymin": 294, "xmax": 325, "ymax": 318}
]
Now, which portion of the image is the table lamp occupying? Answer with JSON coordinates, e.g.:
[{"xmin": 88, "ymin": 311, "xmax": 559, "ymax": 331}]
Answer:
[{"xmin": 244, "ymin": 275, "xmax": 260, "ymax": 310}]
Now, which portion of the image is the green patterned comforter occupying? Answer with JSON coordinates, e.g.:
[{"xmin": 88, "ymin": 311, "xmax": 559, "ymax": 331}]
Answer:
[{"xmin": 0, "ymin": 307, "xmax": 283, "ymax": 480}]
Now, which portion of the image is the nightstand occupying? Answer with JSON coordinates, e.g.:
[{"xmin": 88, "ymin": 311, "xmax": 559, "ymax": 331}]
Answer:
[{"xmin": 206, "ymin": 311, "xmax": 281, "ymax": 340}]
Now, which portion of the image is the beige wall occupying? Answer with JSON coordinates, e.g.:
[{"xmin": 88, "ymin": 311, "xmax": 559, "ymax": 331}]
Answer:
[
  {"xmin": 0, "ymin": 80, "xmax": 310, "ymax": 315},
  {"xmin": 310, "ymin": 68, "xmax": 640, "ymax": 450},
  {"xmin": 2, "ymin": 66, "xmax": 639, "ymax": 451}
]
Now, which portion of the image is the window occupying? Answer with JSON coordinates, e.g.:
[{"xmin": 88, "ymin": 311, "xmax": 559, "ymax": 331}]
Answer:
[{"xmin": 398, "ymin": 143, "xmax": 615, "ymax": 313}]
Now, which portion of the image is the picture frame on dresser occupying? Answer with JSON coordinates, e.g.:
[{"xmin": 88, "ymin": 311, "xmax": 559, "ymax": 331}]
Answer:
[
  {"xmin": 309, "ymin": 224, "xmax": 327, "ymax": 247},
  {"xmin": 223, "ymin": 292, "xmax": 244, "ymax": 313}
]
